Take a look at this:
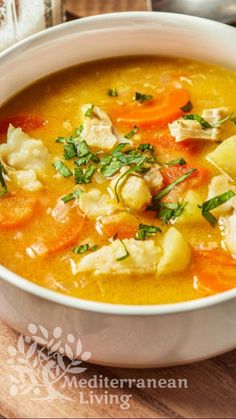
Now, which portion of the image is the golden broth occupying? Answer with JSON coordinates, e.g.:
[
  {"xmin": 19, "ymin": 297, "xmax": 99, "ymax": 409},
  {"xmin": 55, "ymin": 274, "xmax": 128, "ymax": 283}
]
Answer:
[{"xmin": 0, "ymin": 56, "xmax": 236, "ymax": 305}]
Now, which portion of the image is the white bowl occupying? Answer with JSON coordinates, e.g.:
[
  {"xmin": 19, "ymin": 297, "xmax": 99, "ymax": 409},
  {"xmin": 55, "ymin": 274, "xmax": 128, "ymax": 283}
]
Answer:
[{"xmin": 0, "ymin": 12, "xmax": 236, "ymax": 368}]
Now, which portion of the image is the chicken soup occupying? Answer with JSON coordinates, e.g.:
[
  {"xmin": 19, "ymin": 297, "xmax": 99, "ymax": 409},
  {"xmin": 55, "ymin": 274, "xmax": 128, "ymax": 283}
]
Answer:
[{"xmin": 0, "ymin": 56, "xmax": 236, "ymax": 305}]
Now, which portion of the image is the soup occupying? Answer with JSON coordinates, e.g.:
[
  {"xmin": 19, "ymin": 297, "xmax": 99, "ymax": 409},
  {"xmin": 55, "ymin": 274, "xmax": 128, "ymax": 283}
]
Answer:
[{"xmin": 0, "ymin": 56, "xmax": 236, "ymax": 305}]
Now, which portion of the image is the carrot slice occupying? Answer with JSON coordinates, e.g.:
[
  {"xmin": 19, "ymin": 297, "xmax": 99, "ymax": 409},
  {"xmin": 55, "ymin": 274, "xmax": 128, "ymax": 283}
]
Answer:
[
  {"xmin": 30, "ymin": 203, "xmax": 86, "ymax": 256},
  {"xmin": 100, "ymin": 213, "xmax": 139, "ymax": 239},
  {"xmin": 112, "ymin": 88, "xmax": 190, "ymax": 128},
  {"xmin": 0, "ymin": 114, "xmax": 46, "ymax": 136},
  {"xmin": 193, "ymin": 250, "xmax": 236, "ymax": 293},
  {"xmin": 195, "ymin": 267, "xmax": 236, "ymax": 293},
  {"xmin": 195, "ymin": 249, "xmax": 236, "ymax": 267},
  {"xmin": 0, "ymin": 193, "xmax": 39, "ymax": 230}
]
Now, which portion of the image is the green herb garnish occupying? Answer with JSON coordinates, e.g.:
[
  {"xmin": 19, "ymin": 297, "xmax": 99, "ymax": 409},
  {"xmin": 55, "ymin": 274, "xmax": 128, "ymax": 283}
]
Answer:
[
  {"xmin": 107, "ymin": 88, "xmax": 118, "ymax": 97},
  {"xmin": 164, "ymin": 157, "xmax": 186, "ymax": 167},
  {"xmin": 53, "ymin": 160, "xmax": 73, "ymax": 177},
  {"xmin": 116, "ymin": 240, "xmax": 130, "ymax": 261},
  {"xmin": 138, "ymin": 143, "xmax": 156, "ymax": 163},
  {"xmin": 153, "ymin": 169, "xmax": 197, "ymax": 201},
  {"xmin": 214, "ymin": 113, "xmax": 233, "ymax": 127},
  {"xmin": 199, "ymin": 190, "xmax": 236, "ymax": 226},
  {"xmin": 100, "ymin": 143, "xmax": 151, "ymax": 178},
  {"xmin": 182, "ymin": 114, "xmax": 212, "ymax": 129},
  {"xmin": 74, "ymin": 164, "xmax": 96, "ymax": 184},
  {"xmin": 73, "ymin": 243, "xmax": 98, "ymax": 254},
  {"xmin": 135, "ymin": 92, "xmax": 153, "ymax": 103},
  {"xmin": 180, "ymin": 101, "xmax": 193, "ymax": 113},
  {"xmin": 61, "ymin": 189, "xmax": 83, "ymax": 203},
  {"xmin": 84, "ymin": 105, "xmax": 95, "ymax": 118},
  {"xmin": 158, "ymin": 202, "xmax": 187, "ymax": 224},
  {"xmin": 124, "ymin": 126, "xmax": 139, "ymax": 139},
  {"xmin": 64, "ymin": 143, "xmax": 77, "ymax": 160},
  {"xmin": 231, "ymin": 117, "xmax": 236, "ymax": 124},
  {"xmin": 0, "ymin": 162, "xmax": 8, "ymax": 197},
  {"xmin": 135, "ymin": 224, "xmax": 162, "ymax": 240}
]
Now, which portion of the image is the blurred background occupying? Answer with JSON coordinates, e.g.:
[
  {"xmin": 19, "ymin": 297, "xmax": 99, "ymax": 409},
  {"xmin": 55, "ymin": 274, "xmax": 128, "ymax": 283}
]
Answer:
[
  {"xmin": 67, "ymin": 0, "xmax": 236, "ymax": 24},
  {"xmin": 0, "ymin": 0, "xmax": 236, "ymax": 52}
]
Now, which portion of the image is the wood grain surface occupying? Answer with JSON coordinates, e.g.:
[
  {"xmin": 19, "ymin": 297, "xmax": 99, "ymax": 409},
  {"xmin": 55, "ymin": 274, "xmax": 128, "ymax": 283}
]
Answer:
[
  {"xmin": 0, "ymin": 320, "xmax": 236, "ymax": 419},
  {"xmin": 66, "ymin": 0, "xmax": 151, "ymax": 17},
  {"xmin": 0, "ymin": 1, "xmax": 236, "ymax": 418}
]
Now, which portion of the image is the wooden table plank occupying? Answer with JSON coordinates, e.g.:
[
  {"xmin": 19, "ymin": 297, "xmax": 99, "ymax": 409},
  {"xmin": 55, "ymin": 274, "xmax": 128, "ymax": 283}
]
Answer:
[
  {"xmin": 0, "ymin": 321, "xmax": 236, "ymax": 419},
  {"xmin": 66, "ymin": 0, "xmax": 150, "ymax": 17}
]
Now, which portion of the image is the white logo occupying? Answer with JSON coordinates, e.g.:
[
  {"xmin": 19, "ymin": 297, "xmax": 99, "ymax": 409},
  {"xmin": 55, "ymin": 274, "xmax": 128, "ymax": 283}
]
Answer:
[{"xmin": 7, "ymin": 323, "xmax": 91, "ymax": 401}]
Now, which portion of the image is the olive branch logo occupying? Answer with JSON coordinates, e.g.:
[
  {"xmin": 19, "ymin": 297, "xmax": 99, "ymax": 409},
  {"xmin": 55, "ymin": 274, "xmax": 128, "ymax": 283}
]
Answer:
[{"xmin": 7, "ymin": 323, "xmax": 91, "ymax": 401}]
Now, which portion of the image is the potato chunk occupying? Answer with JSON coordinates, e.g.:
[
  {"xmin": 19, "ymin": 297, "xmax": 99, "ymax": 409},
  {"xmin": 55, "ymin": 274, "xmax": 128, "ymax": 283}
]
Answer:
[
  {"xmin": 206, "ymin": 135, "xmax": 236, "ymax": 181},
  {"xmin": 158, "ymin": 227, "xmax": 191, "ymax": 275},
  {"xmin": 81, "ymin": 105, "xmax": 118, "ymax": 151},
  {"xmin": 75, "ymin": 238, "xmax": 161, "ymax": 276},
  {"xmin": 175, "ymin": 190, "xmax": 204, "ymax": 224},
  {"xmin": 79, "ymin": 188, "xmax": 119, "ymax": 219},
  {"xmin": 207, "ymin": 175, "xmax": 236, "ymax": 215}
]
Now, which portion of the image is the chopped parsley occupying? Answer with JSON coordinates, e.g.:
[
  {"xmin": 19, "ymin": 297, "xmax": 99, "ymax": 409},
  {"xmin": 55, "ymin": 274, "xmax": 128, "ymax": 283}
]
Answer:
[
  {"xmin": 116, "ymin": 240, "xmax": 130, "ymax": 261},
  {"xmin": 73, "ymin": 243, "xmax": 98, "ymax": 254},
  {"xmin": 74, "ymin": 164, "xmax": 96, "ymax": 184},
  {"xmin": 158, "ymin": 202, "xmax": 187, "ymax": 224},
  {"xmin": 182, "ymin": 114, "xmax": 212, "ymax": 129},
  {"xmin": 61, "ymin": 189, "xmax": 83, "ymax": 203},
  {"xmin": 199, "ymin": 190, "xmax": 236, "ymax": 226},
  {"xmin": 0, "ymin": 162, "xmax": 8, "ymax": 197},
  {"xmin": 107, "ymin": 88, "xmax": 118, "ymax": 97},
  {"xmin": 180, "ymin": 101, "xmax": 193, "ymax": 113},
  {"xmin": 231, "ymin": 117, "xmax": 236, "ymax": 124},
  {"xmin": 100, "ymin": 143, "xmax": 153, "ymax": 178},
  {"xmin": 138, "ymin": 143, "xmax": 156, "ymax": 163},
  {"xmin": 135, "ymin": 92, "xmax": 153, "ymax": 103},
  {"xmin": 214, "ymin": 112, "xmax": 233, "ymax": 127},
  {"xmin": 64, "ymin": 143, "xmax": 77, "ymax": 160},
  {"xmin": 84, "ymin": 105, "xmax": 94, "ymax": 118},
  {"xmin": 152, "ymin": 168, "xmax": 197, "ymax": 201},
  {"xmin": 124, "ymin": 126, "xmax": 139, "ymax": 139},
  {"xmin": 135, "ymin": 224, "xmax": 162, "ymax": 240},
  {"xmin": 164, "ymin": 157, "xmax": 186, "ymax": 167},
  {"xmin": 53, "ymin": 160, "xmax": 73, "ymax": 177}
]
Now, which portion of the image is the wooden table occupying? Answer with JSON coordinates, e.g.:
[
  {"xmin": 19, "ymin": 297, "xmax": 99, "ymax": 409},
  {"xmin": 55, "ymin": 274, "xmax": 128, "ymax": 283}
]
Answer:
[{"xmin": 0, "ymin": 1, "xmax": 236, "ymax": 418}]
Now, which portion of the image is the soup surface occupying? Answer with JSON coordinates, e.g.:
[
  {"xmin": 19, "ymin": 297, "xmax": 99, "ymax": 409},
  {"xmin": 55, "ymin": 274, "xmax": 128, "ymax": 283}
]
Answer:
[{"xmin": 0, "ymin": 56, "xmax": 236, "ymax": 305}]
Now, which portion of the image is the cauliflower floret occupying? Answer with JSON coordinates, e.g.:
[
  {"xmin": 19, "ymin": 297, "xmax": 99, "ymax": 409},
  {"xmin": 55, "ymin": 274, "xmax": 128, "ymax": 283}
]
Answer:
[
  {"xmin": 0, "ymin": 125, "xmax": 49, "ymax": 171},
  {"xmin": 9, "ymin": 169, "xmax": 42, "ymax": 192},
  {"xmin": 120, "ymin": 175, "xmax": 152, "ymax": 211},
  {"xmin": 75, "ymin": 238, "xmax": 161, "ymax": 276},
  {"xmin": 207, "ymin": 175, "xmax": 236, "ymax": 215},
  {"xmin": 79, "ymin": 188, "xmax": 119, "ymax": 218},
  {"xmin": 110, "ymin": 167, "xmax": 152, "ymax": 211},
  {"xmin": 81, "ymin": 105, "xmax": 118, "ymax": 151},
  {"xmin": 158, "ymin": 227, "xmax": 191, "ymax": 275},
  {"xmin": 0, "ymin": 125, "xmax": 49, "ymax": 191},
  {"xmin": 144, "ymin": 165, "xmax": 164, "ymax": 195},
  {"xmin": 169, "ymin": 107, "xmax": 229, "ymax": 142}
]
